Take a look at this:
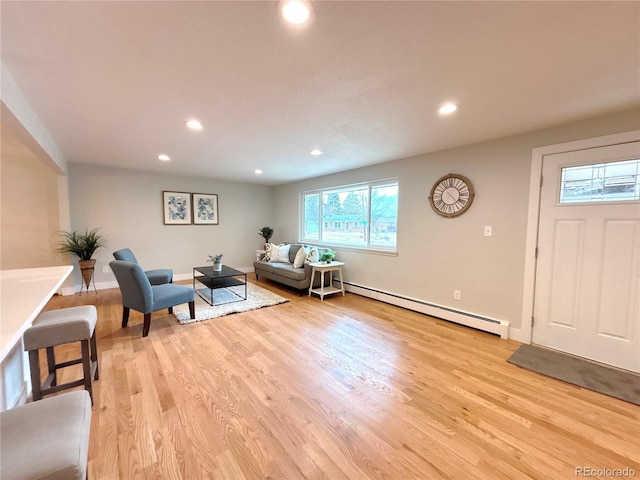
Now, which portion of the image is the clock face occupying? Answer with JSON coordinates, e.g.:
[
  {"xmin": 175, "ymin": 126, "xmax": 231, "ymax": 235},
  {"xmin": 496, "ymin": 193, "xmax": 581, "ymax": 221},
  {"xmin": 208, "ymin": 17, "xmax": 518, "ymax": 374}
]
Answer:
[{"xmin": 430, "ymin": 174, "xmax": 475, "ymax": 217}]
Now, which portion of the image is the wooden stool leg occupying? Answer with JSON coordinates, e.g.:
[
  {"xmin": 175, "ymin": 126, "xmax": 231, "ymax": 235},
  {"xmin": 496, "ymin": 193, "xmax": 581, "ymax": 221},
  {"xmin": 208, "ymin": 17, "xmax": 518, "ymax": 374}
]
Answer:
[
  {"xmin": 28, "ymin": 349, "xmax": 42, "ymax": 401},
  {"xmin": 90, "ymin": 330, "xmax": 99, "ymax": 380},
  {"xmin": 46, "ymin": 346, "xmax": 57, "ymax": 386},
  {"xmin": 80, "ymin": 339, "xmax": 93, "ymax": 404}
]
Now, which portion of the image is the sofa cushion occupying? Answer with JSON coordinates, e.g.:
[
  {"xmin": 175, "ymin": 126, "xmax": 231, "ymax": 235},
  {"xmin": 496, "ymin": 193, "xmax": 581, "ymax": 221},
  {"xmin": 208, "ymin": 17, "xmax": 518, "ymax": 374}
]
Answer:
[
  {"xmin": 254, "ymin": 261, "xmax": 274, "ymax": 273},
  {"xmin": 271, "ymin": 264, "xmax": 307, "ymax": 281}
]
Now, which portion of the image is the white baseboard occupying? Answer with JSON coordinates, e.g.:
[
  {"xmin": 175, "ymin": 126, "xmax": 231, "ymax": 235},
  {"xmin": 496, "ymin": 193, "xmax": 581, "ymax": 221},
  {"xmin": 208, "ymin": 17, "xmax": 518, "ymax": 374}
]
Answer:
[
  {"xmin": 343, "ymin": 282, "xmax": 510, "ymax": 339},
  {"xmin": 59, "ymin": 271, "xmax": 510, "ymax": 339},
  {"xmin": 173, "ymin": 272, "xmax": 193, "ymax": 282},
  {"xmin": 506, "ymin": 327, "xmax": 529, "ymax": 344},
  {"xmin": 62, "ymin": 267, "xmax": 256, "ymax": 295}
]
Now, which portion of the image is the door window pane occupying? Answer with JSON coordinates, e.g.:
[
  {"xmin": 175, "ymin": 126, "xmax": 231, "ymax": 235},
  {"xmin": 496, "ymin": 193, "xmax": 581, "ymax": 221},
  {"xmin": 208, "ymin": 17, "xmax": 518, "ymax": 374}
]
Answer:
[{"xmin": 559, "ymin": 159, "xmax": 640, "ymax": 204}]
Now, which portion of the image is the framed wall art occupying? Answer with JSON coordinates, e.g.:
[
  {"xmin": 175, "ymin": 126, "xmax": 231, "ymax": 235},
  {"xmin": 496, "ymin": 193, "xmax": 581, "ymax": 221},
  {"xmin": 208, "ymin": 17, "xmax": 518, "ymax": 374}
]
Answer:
[
  {"xmin": 163, "ymin": 191, "xmax": 192, "ymax": 224},
  {"xmin": 193, "ymin": 193, "xmax": 219, "ymax": 225}
]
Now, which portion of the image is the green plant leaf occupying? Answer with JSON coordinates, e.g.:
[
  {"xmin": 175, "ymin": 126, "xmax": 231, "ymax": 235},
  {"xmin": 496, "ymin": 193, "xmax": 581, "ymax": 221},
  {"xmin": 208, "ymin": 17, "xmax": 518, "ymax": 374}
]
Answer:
[{"xmin": 55, "ymin": 228, "xmax": 106, "ymax": 260}]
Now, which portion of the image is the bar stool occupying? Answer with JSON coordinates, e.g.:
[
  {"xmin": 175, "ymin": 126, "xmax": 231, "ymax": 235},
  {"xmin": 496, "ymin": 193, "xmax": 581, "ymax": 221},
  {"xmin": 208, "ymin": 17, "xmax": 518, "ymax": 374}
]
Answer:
[
  {"xmin": 23, "ymin": 305, "xmax": 99, "ymax": 403},
  {"xmin": 0, "ymin": 390, "xmax": 92, "ymax": 480}
]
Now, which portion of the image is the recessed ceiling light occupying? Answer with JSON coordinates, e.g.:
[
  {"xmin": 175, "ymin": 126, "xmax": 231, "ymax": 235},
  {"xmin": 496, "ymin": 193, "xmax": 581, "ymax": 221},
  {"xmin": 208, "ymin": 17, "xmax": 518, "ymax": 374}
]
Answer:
[
  {"xmin": 185, "ymin": 119, "xmax": 203, "ymax": 130},
  {"xmin": 254, "ymin": 169, "xmax": 263, "ymax": 175},
  {"xmin": 281, "ymin": 0, "xmax": 312, "ymax": 25},
  {"xmin": 310, "ymin": 149, "xmax": 323, "ymax": 156},
  {"xmin": 438, "ymin": 103, "xmax": 458, "ymax": 115},
  {"xmin": 158, "ymin": 154, "xmax": 170, "ymax": 161}
]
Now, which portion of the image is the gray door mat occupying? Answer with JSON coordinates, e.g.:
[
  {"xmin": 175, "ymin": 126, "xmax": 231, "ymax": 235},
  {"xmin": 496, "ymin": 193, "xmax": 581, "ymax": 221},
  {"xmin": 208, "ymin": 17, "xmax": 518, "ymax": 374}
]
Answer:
[{"xmin": 508, "ymin": 344, "xmax": 640, "ymax": 406}]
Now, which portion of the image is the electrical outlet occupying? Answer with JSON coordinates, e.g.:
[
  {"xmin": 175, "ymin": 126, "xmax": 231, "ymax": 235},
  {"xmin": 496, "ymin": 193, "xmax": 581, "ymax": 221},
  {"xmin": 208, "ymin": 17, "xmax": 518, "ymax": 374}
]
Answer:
[
  {"xmin": 102, "ymin": 266, "xmax": 109, "ymax": 274},
  {"xmin": 484, "ymin": 225, "xmax": 493, "ymax": 237},
  {"xmin": 454, "ymin": 290, "xmax": 461, "ymax": 301}
]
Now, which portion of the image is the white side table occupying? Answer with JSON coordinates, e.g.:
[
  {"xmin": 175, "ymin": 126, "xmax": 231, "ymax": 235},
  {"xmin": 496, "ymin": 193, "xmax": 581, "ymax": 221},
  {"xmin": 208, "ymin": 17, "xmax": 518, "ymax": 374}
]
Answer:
[{"xmin": 308, "ymin": 261, "xmax": 345, "ymax": 301}]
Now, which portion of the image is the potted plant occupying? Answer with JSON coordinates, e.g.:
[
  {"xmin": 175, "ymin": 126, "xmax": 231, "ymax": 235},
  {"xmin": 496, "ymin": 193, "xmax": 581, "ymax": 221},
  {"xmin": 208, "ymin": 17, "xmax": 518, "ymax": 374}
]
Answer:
[
  {"xmin": 207, "ymin": 253, "xmax": 223, "ymax": 271},
  {"xmin": 55, "ymin": 228, "xmax": 107, "ymax": 292},
  {"xmin": 258, "ymin": 226, "xmax": 274, "ymax": 247},
  {"xmin": 319, "ymin": 249, "xmax": 335, "ymax": 264}
]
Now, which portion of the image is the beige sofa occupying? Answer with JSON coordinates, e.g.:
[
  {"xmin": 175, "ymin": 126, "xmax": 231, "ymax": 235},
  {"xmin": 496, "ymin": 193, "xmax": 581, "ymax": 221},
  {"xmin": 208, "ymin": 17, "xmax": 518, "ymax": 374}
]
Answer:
[{"xmin": 253, "ymin": 243, "xmax": 332, "ymax": 291}]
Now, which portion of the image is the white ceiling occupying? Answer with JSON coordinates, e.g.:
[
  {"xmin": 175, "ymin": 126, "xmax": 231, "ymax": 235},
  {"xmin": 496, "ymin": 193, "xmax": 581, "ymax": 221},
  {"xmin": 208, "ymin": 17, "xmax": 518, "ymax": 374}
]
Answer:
[{"xmin": 2, "ymin": 1, "xmax": 638, "ymax": 185}]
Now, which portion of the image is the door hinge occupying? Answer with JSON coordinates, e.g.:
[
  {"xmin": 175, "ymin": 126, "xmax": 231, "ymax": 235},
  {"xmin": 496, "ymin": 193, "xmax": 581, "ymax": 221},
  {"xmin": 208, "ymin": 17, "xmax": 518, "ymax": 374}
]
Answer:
[
  {"xmin": 535, "ymin": 247, "xmax": 539, "ymax": 258},
  {"xmin": 531, "ymin": 316, "xmax": 535, "ymax": 327}
]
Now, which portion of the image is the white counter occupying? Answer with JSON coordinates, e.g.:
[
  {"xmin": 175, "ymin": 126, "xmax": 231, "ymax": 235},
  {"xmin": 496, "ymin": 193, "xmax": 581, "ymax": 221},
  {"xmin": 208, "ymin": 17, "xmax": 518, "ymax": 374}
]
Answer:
[{"xmin": 0, "ymin": 265, "xmax": 72, "ymax": 410}]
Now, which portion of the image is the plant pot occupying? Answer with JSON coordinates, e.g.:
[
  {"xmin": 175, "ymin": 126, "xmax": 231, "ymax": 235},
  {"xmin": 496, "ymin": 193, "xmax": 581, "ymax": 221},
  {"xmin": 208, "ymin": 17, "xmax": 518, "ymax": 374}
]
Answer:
[
  {"xmin": 78, "ymin": 259, "xmax": 96, "ymax": 289},
  {"xmin": 213, "ymin": 262, "xmax": 222, "ymax": 272}
]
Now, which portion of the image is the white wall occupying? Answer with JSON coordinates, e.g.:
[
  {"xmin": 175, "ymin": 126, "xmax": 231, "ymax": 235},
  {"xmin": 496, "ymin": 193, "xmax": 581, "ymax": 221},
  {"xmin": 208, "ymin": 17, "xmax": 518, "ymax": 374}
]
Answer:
[
  {"xmin": 272, "ymin": 108, "xmax": 640, "ymax": 337},
  {"xmin": 68, "ymin": 164, "xmax": 272, "ymax": 289}
]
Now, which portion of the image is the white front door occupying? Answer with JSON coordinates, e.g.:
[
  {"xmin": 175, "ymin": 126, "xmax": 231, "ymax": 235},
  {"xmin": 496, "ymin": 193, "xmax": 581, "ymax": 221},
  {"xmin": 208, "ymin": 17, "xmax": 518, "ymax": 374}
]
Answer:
[{"xmin": 533, "ymin": 141, "xmax": 640, "ymax": 372}]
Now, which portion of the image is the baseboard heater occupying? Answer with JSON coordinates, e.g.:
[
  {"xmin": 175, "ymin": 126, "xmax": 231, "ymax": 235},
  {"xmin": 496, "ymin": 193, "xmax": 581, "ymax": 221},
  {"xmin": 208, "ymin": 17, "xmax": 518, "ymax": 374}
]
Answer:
[{"xmin": 340, "ymin": 281, "xmax": 510, "ymax": 339}]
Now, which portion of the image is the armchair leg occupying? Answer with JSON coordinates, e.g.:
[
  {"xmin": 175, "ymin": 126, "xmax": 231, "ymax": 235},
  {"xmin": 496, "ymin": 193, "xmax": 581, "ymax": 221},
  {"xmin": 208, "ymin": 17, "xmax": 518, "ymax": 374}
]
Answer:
[
  {"xmin": 122, "ymin": 307, "xmax": 130, "ymax": 328},
  {"xmin": 142, "ymin": 313, "xmax": 151, "ymax": 337},
  {"xmin": 189, "ymin": 301, "xmax": 195, "ymax": 319},
  {"xmin": 168, "ymin": 307, "xmax": 174, "ymax": 314}
]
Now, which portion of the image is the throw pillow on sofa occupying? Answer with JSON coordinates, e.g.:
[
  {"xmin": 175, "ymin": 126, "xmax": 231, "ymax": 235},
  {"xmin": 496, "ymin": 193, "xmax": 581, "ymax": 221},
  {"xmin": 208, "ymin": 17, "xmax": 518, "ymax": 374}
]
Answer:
[
  {"xmin": 262, "ymin": 243, "xmax": 273, "ymax": 261},
  {"xmin": 305, "ymin": 247, "xmax": 318, "ymax": 264},
  {"xmin": 293, "ymin": 245, "xmax": 307, "ymax": 268},
  {"xmin": 267, "ymin": 243, "xmax": 291, "ymax": 263},
  {"xmin": 266, "ymin": 243, "xmax": 280, "ymax": 262},
  {"xmin": 276, "ymin": 243, "xmax": 291, "ymax": 263}
]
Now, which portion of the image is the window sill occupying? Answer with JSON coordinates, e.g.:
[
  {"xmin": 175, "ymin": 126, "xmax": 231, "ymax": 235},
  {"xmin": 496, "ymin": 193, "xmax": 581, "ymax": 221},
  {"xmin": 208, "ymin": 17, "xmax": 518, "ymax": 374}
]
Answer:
[{"xmin": 299, "ymin": 241, "xmax": 397, "ymax": 257}]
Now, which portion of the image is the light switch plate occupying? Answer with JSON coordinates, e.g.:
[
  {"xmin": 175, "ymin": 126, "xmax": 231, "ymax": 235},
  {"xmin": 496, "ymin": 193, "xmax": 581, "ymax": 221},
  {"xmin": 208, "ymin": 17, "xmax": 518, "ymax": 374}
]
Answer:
[{"xmin": 484, "ymin": 225, "xmax": 493, "ymax": 237}]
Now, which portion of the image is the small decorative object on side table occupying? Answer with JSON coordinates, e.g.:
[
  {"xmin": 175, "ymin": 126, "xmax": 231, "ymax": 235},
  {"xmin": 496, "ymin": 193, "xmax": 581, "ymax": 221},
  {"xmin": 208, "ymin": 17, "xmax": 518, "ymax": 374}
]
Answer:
[
  {"xmin": 318, "ymin": 249, "xmax": 335, "ymax": 264},
  {"xmin": 308, "ymin": 261, "xmax": 345, "ymax": 301}
]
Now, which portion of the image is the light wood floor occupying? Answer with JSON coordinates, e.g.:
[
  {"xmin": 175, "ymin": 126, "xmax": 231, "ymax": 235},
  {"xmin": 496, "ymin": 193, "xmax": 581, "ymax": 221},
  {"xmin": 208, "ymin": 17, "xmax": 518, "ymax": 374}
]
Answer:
[{"xmin": 43, "ymin": 276, "xmax": 639, "ymax": 480}]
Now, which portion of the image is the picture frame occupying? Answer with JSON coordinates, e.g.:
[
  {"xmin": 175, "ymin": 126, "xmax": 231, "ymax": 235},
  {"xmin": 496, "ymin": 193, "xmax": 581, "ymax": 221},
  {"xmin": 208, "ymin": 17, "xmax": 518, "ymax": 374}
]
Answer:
[
  {"xmin": 163, "ymin": 191, "xmax": 192, "ymax": 224},
  {"xmin": 193, "ymin": 193, "xmax": 219, "ymax": 225}
]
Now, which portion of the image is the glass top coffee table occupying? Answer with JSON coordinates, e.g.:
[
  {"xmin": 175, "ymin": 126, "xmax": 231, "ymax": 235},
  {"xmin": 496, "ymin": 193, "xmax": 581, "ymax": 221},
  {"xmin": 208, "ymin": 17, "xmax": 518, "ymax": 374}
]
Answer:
[{"xmin": 192, "ymin": 265, "xmax": 247, "ymax": 306}]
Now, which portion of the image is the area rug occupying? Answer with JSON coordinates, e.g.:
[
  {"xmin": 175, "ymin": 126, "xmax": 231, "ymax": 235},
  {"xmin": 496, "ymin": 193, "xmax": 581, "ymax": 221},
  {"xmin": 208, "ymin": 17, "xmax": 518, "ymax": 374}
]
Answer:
[
  {"xmin": 508, "ymin": 344, "xmax": 640, "ymax": 406},
  {"xmin": 173, "ymin": 283, "xmax": 288, "ymax": 324}
]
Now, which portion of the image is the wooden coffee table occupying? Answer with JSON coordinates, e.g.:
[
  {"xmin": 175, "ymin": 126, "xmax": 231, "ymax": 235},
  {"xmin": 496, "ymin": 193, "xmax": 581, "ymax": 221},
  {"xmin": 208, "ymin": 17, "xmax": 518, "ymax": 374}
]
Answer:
[{"xmin": 193, "ymin": 265, "xmax": 247, "ymax": 306}]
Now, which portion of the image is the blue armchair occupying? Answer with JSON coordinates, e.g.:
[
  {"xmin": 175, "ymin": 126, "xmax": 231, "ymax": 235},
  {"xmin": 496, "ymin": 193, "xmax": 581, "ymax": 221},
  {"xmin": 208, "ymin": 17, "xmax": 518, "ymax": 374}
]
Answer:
[
  {"xmin": 112, "ymin": 248, "xmax": 173, "ymax": 285},
  {"xmin": 110, "ymin": 260, "xmax": 195, "ymax": 337}
]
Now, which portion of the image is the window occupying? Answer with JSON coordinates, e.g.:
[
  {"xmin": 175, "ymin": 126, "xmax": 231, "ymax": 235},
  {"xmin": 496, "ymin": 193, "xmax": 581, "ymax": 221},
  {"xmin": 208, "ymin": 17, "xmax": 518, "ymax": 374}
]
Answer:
[
  {"xmin": 301, "ymin": 180, "xmax": 398, "ymax": 250},
  {"xmin": 559, "ymin": 159, "xmax": 640, "ymax": 204}
]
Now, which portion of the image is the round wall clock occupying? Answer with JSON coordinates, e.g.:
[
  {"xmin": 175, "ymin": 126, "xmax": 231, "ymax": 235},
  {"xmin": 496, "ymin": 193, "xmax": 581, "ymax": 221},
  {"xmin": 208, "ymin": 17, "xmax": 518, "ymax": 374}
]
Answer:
[{"xmin": 429, "ymin": 173, "xmax": 475, "ymax": 218}]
